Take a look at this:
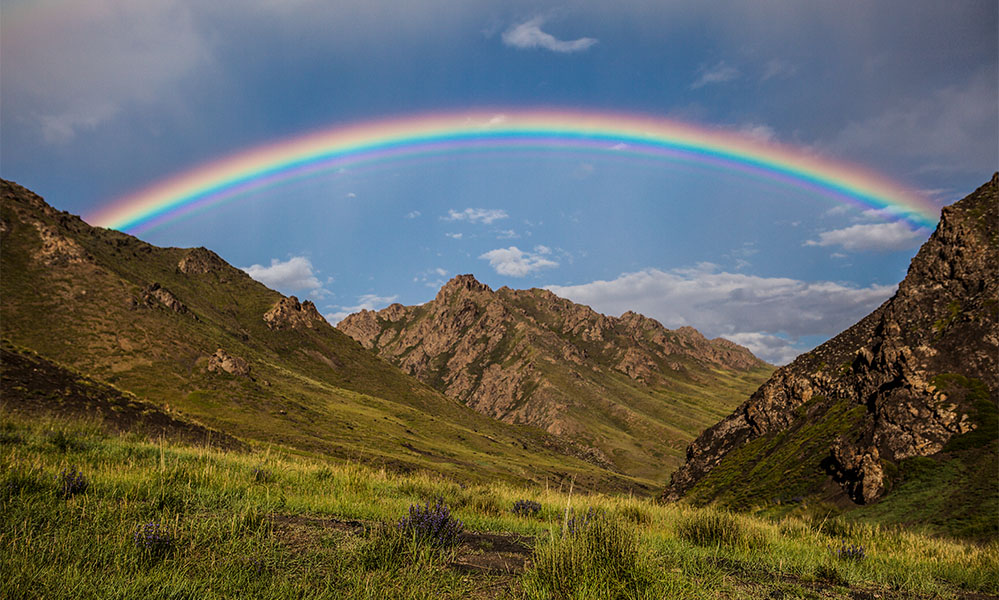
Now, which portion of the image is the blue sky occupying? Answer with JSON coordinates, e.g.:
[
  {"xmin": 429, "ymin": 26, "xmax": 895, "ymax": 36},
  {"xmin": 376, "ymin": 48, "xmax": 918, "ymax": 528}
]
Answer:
[{"xmin": 2, "ymin": 0, "xmax": 996, "ymax": 363}]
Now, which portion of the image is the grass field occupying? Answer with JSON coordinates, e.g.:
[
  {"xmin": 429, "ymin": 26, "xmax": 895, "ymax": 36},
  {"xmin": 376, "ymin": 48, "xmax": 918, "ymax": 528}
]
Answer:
[{"xmin": 2, "ymin": 414, "xmax": 996, "ymax": 599}]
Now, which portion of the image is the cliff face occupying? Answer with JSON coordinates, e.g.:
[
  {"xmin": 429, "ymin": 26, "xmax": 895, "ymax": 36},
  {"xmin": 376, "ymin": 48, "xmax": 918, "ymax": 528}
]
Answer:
[
  {"xmin": 338, "ymin": 275, "xmax": 771, "ymax": 481},
  {"xmin": 664, "ymin": 175, "xmax": 998, "ymax": 508}
]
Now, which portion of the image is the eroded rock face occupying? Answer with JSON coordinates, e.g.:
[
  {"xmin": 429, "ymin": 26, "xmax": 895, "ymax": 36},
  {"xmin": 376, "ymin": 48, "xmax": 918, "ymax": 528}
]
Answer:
[
  {"xmin": 139, "ymin": 283, "xmax": 188, "ymax": 314},
  {"xmin": 207, "ymin": 348, "xmax": 251, "ymax": 377},
  {"xmin": 664, "ymin": 174, "xmax": 999, "ymax": 504},
  {"xmin": 31, "ymin": 221, "xmax": 91, "ymax": 266},
  {"xmin": 338, "ymin": 273, "xmax": 768, "ymax": 475},
  {"xmin": 178, "ymin": 247, "xmax": 230, "ymax": 275},
  {"xmin": 264, "ymin": 296, "xmax": 326, "ymax": 330}
]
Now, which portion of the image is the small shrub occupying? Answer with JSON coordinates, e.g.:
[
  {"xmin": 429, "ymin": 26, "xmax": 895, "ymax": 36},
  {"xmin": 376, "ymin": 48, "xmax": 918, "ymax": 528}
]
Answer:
[
  {"xmin": 829, "ymin": 539, "xmax": 866, "ymax": 562},
  {"xmin": 397, "ymin": 500, "xmax": 463, "ymax": 549},
  {"xmin": 57, "ymin": 466, "xmax": 88, "ymax": 497},
  {"xmin": 512, "ymin": 499, "xmax": 542, "ymax": 517},
  {"xmin": 133, "ymin": 522, "xmax": 174, "ymax": 559}
]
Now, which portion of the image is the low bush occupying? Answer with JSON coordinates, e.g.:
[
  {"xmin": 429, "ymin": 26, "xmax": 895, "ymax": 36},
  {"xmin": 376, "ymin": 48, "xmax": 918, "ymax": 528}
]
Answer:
[
  {"xmin": 512, "ymin": 499, "xmax": 542, "ymax": 517},
  {"xmin": 57, "ymin": 466, "xmax": 88, "ymax": 497},
  {"xmin": 397, "ymin": 500, "xmax": 464, "ymax": 549}
]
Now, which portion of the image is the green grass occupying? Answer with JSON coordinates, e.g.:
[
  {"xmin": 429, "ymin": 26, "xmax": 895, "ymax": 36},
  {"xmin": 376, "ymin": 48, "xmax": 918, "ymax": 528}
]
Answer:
[{"xmin": 3, "ymin": 414, "xmax": 996, "ymax": 599}]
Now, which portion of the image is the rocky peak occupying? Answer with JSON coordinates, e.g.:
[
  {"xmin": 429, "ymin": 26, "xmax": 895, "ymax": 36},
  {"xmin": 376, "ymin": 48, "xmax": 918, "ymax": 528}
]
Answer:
[
  {"xmin": 435, "ymin": 274, "xmax": 493, "ymax": 302},
  {"xmin": 663, "ymin": 175, "xmax": 998, "ymax": 505}
]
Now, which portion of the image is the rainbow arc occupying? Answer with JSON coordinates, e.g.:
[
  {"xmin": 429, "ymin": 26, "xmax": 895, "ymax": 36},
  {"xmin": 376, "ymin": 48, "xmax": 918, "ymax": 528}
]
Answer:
[{"xmin": 88, "ymin": 110, "xmax": 938, "ymax": 233}]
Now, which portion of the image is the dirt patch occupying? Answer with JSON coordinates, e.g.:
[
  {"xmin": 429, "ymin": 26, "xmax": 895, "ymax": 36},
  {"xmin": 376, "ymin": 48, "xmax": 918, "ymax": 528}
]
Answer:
[
  {"xmin": 453, "ymin": 530, "xmax": 533, "ymax": 574},
  {"xmin": 269, "ymin": 511, "xmax": 534, "ymax": 576}
]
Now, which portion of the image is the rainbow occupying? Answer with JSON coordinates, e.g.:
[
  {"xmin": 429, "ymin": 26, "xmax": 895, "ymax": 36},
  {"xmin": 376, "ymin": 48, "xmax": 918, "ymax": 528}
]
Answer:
[{"xmin": 89, "ymin": 110, "xmax": 938, "ymax": 233}]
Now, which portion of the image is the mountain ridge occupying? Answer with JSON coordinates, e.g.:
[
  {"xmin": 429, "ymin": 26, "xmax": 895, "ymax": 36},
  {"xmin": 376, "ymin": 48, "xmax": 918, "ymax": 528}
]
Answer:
[{"xmin": 338, "ymin": 273, "xmax": 772, "ymax": 482}]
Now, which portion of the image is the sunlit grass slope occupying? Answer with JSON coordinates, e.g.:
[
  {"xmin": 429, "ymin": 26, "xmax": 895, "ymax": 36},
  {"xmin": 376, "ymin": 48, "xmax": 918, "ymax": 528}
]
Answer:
[{"xmin": 2, "ymin": 415, "xmax": 996, "ymax": 600}]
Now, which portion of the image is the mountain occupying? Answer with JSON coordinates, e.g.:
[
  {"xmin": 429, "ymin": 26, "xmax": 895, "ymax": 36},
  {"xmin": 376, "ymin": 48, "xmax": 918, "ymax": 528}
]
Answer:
[
  {"xmin": 0, "ymin": 179, "xmax": 638, "ymax": 492},
  {"xmin": 663, "ymin": 175, "xmax": 998, "ymax": 539},
  {"xmin": 337, "ymin": 275, "xmax": 772, "ymax": 484}
]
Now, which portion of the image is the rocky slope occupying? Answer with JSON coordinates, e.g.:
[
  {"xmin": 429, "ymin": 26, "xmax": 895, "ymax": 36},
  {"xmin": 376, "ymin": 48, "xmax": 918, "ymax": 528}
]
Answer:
[
  {"xmin": 663, "ymin": 175, "xmax": 998, "ymax": 535},
  {"xmin": 0, "ymin": 179, "xmax": 636, "ymax": 492},
  {"xmin": 338, "ymin": 275, "xmax": 772, "ymax": 482}
]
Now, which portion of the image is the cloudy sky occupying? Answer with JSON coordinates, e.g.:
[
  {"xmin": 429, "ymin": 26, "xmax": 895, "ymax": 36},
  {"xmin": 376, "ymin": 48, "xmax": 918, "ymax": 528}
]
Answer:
[{"xmin": 2, "ymin": 0, "xmax": 996, "ymax": 364}]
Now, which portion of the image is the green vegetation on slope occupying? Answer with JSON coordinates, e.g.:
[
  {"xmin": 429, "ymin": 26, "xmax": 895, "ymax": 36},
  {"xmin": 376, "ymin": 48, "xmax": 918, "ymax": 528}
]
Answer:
[
  {"xmin": 0, "ymin": 180, "xmax": 640, "ymax": 492},
  {"xmin": 2, "ymin": 414, "xmax": 996, "ymax": 599}
]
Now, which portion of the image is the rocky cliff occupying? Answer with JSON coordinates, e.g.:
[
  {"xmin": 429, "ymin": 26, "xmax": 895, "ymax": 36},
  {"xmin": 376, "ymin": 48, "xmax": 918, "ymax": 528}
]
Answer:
[
  {"xmin": 664, "ymin": 175, "xmax": 998, "ymax": 518},
  {"xmin": 338, "ymin": 275, "xmax": 771, "ymax": 482}
]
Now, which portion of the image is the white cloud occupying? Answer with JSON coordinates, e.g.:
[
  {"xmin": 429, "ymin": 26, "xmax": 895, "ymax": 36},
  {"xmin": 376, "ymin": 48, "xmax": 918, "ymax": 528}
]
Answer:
[
  {"xmin": 496, "ymin": 229, "xmax": 518, "ymax": 239},
  {"xmin": 721, "ymin": 332, "xmax": 804, "ymax": 366},
  {"xmin": 345, "ymin": 192, "xmax": 357, "ymax": 198},
  {"xmin": 761, "ymin": 58, "xmax": 797, "ymax": 81},
  {"xmin": 443, "ymin": 208, "xmax": 508, "ymax": 224},
  {"xmin": 546, "ymin": 265, "xmax": 896, "ymax": 364},
  {"xmin": 691, "ymin": 61, "xmax": 740, "ymax": 89},
  {"xmin": 804, "ymin": 222, "xmax": 929, "ymax": 252},
  {"xmin": 502, "ymin": 17, "xmax": 597, "ymax": 53},
  {"xmin": 243, "ymin": 256, "xmax": 322, "ymax": 291},
  {"xmin": 434, "ymin": 267, "xmax": 448, "ymax": 277},
  {"xmin": 324, "ymin": 293, "xmax": 398, "ymax": 324},
  {"xmin": 445, "ymin": 232, "xmax": 463, "ymax": 239},
  {"xmin": 479, "ymin": 246, "xmax": 559, "ymax": 277},
  {"xmin": 738, "ymin": 123, "xmax": 777, "ymax": 143},
  {"xmin": 405, "ymin": 211, "xmax": 421, "ymax": 219}
]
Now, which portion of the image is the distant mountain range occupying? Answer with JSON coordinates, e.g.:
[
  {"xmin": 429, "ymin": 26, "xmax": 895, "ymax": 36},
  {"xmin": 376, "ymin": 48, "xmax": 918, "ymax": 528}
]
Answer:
[
  {"xmin": 338, "ymin": 275, "xmax": 771, "ymax": 482},
  {"xmin": 663, "ymin": 174, "xmax": 998, "ymax": 539}
]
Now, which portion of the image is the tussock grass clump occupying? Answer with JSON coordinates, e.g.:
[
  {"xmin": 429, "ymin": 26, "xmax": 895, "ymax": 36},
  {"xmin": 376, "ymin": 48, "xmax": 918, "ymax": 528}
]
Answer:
[
  {"xmin": 677, "ymin": 508, "xmax": 748, "ymax": 548},
  {"xmin": 523, "ymin": 509, "xmax": 652, "ymax": 599}
]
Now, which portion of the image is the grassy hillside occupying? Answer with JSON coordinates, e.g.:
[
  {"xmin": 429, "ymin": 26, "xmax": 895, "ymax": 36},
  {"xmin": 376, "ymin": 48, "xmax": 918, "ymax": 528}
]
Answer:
[
  {"xmin": 0, "ymin": 179, "xmax": 638, "ymax": 492},
  {"xmin": 2, "ymin": 413, "xmax": 995, "ymax": 599}
]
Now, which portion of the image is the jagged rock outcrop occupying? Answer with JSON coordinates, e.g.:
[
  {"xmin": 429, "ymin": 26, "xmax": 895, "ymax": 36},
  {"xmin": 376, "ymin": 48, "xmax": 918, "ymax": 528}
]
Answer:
[
  {"xmin": 139, "ymin": 282, "xmax": 189, "ymax": 314},
  {"xmin": 263, "ymin": 296, "xmax": 326, "ymax": 330},
  {"xmin": 338, "ymin": 273, "xmax": 770, "ymax": 479},
  {"xmin": 178, "ymin": 247, "xmax": 230, "ymax": 275},
  {"xmin": 664, "ymin": 174, "xmax": 998, "ymax": 504},
  {"xmin": 206, "ymin": 348, "xmax": 251, "ymax": 377}
]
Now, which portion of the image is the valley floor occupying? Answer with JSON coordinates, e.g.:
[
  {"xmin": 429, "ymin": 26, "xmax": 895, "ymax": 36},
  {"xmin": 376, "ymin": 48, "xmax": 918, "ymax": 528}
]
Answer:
[{"xmin": 2, "ymin": 415, "xmax": 996, "ymax": 599}]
